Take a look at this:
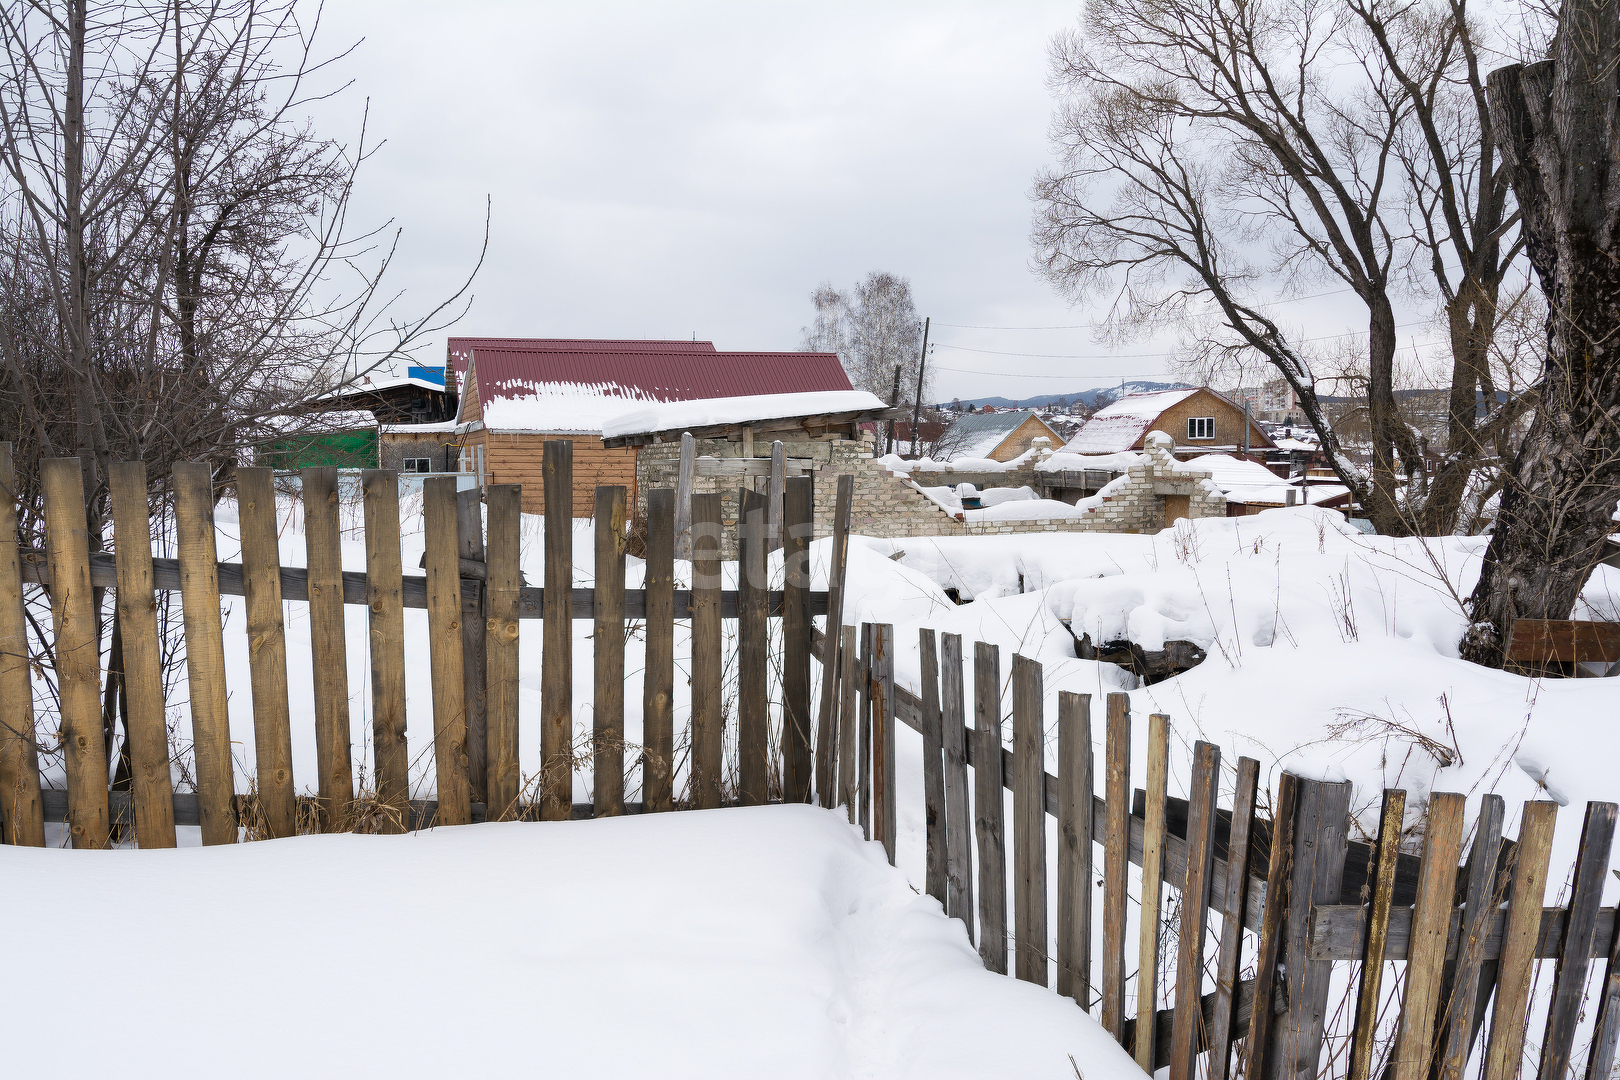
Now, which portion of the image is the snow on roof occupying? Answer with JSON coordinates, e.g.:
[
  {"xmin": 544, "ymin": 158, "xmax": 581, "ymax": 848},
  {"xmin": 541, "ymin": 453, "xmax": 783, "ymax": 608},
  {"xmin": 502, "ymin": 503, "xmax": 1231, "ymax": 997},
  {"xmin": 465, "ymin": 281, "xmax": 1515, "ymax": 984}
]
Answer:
[
  {"xmin": 316, "ymin": 375, "xmax": 449, "ymax": 400},
  {"xmin": 472, "ymin": 380, "xmax": 664, "ymax": 435},
  {"xmin": 601, "ymin": 390, "xmax": 890, "ymax": 439},
  {"xmin": 1061, "ymin": 389, "xmax": 1201, "ymax": 454},
  {"xmin": 936, "ymin": 410, "xmax": 1044, "ymax": 461},
  {"xmin": 379, "ymin": 419, "xmax": 458, "ymax": 435}
]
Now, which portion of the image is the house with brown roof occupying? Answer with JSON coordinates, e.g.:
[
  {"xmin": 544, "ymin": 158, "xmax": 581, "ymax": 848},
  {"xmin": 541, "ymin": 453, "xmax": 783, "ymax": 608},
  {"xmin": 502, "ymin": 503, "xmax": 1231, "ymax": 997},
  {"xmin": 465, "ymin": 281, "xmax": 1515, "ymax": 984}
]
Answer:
[
  {"xmin": 933, "ymin": 409, "xmax": 1064, "ymax": 463},
  {"xmin": 1063, "ymin": 388, "xmax": 1273, "ymax": 458},
  {"xmin": 447, "ymin": 338, "xmax": 853, "ymax": 515}
]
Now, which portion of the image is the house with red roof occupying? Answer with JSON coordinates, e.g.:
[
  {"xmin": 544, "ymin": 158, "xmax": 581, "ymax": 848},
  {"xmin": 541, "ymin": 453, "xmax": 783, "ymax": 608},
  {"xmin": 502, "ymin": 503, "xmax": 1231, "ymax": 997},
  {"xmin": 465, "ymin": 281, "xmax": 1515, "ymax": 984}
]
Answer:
[{"xmin": 445, "ymin": 337, "xmax": 854, "ymax": 515}]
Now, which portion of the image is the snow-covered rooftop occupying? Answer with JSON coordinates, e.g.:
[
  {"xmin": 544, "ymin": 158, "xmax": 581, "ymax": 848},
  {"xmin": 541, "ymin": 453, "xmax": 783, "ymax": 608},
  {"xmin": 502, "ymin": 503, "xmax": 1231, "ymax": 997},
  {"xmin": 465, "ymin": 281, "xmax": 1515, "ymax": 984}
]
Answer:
[
  {"xmin": 600, "ymin": 390, "xmax": 890, "ymax": 440},
  {"xmin": 470, "ymin": 380, "xmax": 663, "ymax": 435},
  {"xmin": 1061, "ymin": 389, "xmax": 1201, "ymax": 454}
]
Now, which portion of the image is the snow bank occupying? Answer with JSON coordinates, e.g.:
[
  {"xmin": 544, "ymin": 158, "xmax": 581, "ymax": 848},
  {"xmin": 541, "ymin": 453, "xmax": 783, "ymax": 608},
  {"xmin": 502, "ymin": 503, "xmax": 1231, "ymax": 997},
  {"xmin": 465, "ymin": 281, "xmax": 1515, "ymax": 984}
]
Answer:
[
  {"xmin": 2, "ymin": 806, "xmax": 1140, "ymax": 1079},
  {"xmin": 1034, "ymin": 450, "xmax": 1143, "ymax": 473},
  {"xmin": 601, "ymin": 390, "xmax": 888, "ymax": 440}
]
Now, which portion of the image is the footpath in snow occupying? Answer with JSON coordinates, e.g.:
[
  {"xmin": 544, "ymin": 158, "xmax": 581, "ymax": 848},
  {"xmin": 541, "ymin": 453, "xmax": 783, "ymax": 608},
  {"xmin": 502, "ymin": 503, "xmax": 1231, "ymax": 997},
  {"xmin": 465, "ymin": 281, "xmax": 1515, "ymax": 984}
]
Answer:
[{"xmin": 1, "ymin": 804, "xmax": 1137, "ymax": 1080}]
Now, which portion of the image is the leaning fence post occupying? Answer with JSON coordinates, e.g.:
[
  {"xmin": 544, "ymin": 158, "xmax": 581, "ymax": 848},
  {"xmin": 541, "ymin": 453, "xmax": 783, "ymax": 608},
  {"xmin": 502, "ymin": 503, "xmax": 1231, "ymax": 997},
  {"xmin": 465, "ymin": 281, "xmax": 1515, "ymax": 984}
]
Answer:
[
  {"xmin": 1388, "ymin": 792, "xmax": 1466, "ymax": 1080},
  {"xmin": 1168, "ymin": 739, "xmax": 1221, "ymax": 1080},
  {"xmin": 1539, "ymin": 801, "xmax": 1618, "ymax": 1080},
  {"xmin": 0, "ymin": 442, "xmax": 45, "ymax": 846},
  {"xmin": 1011, "ymin": 653, "xmax": 1046, "ymax": 987},
  {"xmin": 1100, "ymin": 692, "xmax": 1131, "ymax": 1041},
  {"xmin": 541, "ymin": 441, "xmax": 574, "ymax": 821},
  {"xmin": 782, "ymin": 475, "xmax": 813, "ymax": 803},
  {"xmin": 423, "ymin": 476, "xmax": 471, "ymax": 827},
  {"xmin": 920, "ymin": 628, "xmax": 946, "ymax": 905},
  {"xmin": 456, "ymin": 487, "xmax": 488, "ymax": 806},
  {"xmin": 942, "ymin": 633, "xmax": 974, "ymax": 940},
  {"xmin": 1268, "ymin": 773, "xmax": 1353, "ymax": 1080},
  {"xmin": 873, "ymin": 623, "xmax": 896, "ymax": 865},
  {"xmin": 1135, "ymin": 712, "xmax": 1170, "ymax": 1073},
  {"xmin": 814, "ymin": 474, "xmax": 853, "ymax": 808},
  {"xmin": 1481, "ymin": 801, "xmax": 1557, "ymax": 1080}
]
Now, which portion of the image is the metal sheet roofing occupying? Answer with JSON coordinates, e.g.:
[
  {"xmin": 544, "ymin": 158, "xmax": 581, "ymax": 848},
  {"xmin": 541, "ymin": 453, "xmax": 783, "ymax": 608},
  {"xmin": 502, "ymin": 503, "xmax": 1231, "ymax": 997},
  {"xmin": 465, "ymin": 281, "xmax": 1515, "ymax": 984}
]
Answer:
[{"xmin": 446, "ymin": 337, "xmax": 717, "ymax": 373}]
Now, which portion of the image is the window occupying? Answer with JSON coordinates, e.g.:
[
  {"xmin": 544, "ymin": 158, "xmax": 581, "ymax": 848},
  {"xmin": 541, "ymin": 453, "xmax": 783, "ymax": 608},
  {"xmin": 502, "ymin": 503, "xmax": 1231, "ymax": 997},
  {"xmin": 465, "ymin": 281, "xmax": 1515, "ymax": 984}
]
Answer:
[
  {"xmin": 403, "ymin": 458, "xmax": 432, "ymax": 474},
  {"xmin": 1187, "ymin": 417, "xmax": 1215, "ymax": 440}
]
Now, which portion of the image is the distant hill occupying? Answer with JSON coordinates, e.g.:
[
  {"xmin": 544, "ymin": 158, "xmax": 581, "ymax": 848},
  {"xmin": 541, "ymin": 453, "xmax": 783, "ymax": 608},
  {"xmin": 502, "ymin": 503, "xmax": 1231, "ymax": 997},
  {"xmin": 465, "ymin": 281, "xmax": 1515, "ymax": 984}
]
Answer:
[{"xmin": 946, "ymin": 381, "xmax": 1194, "ymax": 411}]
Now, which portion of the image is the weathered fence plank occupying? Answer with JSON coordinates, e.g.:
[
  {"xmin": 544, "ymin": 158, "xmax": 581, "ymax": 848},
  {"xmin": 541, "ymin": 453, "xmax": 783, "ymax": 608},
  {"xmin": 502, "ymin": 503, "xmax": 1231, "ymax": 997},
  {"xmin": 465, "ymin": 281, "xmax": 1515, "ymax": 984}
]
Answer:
[
  {"xmin": 737, "ymin": 487, "xmax": 768, "ymax": 806},
  {"xmin": 107, "ymin": 462, "xmax": 176, "ymax": 848},
  {"xmin": 1136, "ymin": 712, "xmax": 1171, "ymax": 1072},
  {"xmin": 641, "ymin": 488, "xmax": 675, "ymax": 814},
  {"xmin": 974, "ymin": 641, "xmax": 1008, "ymax": 976},
  {"xmin": 1438, "ymin": 794, "xmax": 1504, "ymax": 1080},
  {"xmin": 483, "ymin": 484, "xmax": 522, "ymax": 822},
  {"xmin": 942, "ymin": 633, "xmax": 974, "ymax": 940},
  {"xmin": 362, "ymin": 470, "xmax": 410, "ymax": 832},
  {"xmin": 1390, "ymin": 791, "xmax": 1466, "ymax": 1080},
  {"xmin": 1483, "ymin": 801, "xmax": 1556, "ymax": 1080},
  {"xmin": 838, "ymin": 625, "xmax": 858, "ymax": 824},
  {"xmin": 1208, "ymin": 755, "xmax": 1260, "ymax": 1080},
  {"xmin": 782, "ymin": 475, "xmax": 813, "ymax": 804},
  {"xmin": 859, "ymin": 622, "xmax": 872, "ymax": 837},
  {"xmin": 674, "ymin": 431, "xmax": 694, "ymax": 559},
  {"xmin": 1246, "ymin": 771, "xmax": 1297, "ymax": 1080},
  {"xmin": 593, "ymin": 485, "xmax": 627, "ymax": 817},
  {"xmin": 1012, "ymin": 653, "xmax": 1046, "ymax": 987},
  {"xmin": 920, "ymin": 628, "xmax": 946, "ymax": 905},
  {"xmin": 423, "ymin": 477, "xmax": 471, "ymax": 827},
  {"xmin": 235, "ymin": 467, "xmax": 296, "ymax": 839},
  {"xmin": 302, "ymin": 467, "xmax": 354, "ymax": 828},
  {"xmin": 1056, "ymin": 691, "xmax": 1091, "ymax": 1007},
  {"xmin": 1349, "ymin": 788, "xmax": 1406, "ymax": 1080},
  {"xmin": 43, "ymin": 458, "xmax": 110, "ymax": 849},
  {"xmin": 1540, "ymin": 801, "xmax": 1618, "ymax": 1080},
  {"xmin": 456, "ymin": 488, "xmax": 488, "ymax": 804},
  {"xmin": 172, "ymin": 461, "xmax": 236, "ymax": 846},
  {"xmin": 689, "ymin": 492, "xmax": 723, "ymax": 810},
  {"xmin": 1101, "ymin": 691, "xmax": 1131, "ymax": 1042},
  {"xmin": 1168, "ymin": 739, "xmax": 1220, "ymax": 1080},
  {"xmin": 813, "ymin": 474, "xmax": 852, "ymax": 808},
  {"xmin": 874, "ymin": 623, "xmax": 896, "ymax": 865},
  {"xmin": 0, "ymin": 443, "xmax": 44, "ymax": 846},
  {"xmin": 767, "ymin": 441, "xmax": 786, "ymax": 554},
  {"xmin": 1587, "ymin": 818, "xmax": 1620, "ymax": 1080},
  {"xmin": 541, "ymin": 441, "xmax": 573, "ymax": 821}
]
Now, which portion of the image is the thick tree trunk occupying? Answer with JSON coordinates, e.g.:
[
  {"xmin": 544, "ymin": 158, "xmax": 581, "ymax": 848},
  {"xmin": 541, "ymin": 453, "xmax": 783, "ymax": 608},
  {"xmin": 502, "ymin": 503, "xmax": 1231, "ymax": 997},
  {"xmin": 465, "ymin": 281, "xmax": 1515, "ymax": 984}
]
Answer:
[{"xmin": 1465, "ymin": 25, "xmax": 1620, "ymax": 667}]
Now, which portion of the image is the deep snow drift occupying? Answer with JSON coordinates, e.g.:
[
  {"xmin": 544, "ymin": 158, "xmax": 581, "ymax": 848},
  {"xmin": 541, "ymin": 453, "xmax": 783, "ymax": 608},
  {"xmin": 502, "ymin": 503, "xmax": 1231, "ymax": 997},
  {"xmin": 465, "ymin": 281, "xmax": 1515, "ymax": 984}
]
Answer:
[{"xmin": 1, "ymin": 804, "xmax": 1138, "ymax": 1080}]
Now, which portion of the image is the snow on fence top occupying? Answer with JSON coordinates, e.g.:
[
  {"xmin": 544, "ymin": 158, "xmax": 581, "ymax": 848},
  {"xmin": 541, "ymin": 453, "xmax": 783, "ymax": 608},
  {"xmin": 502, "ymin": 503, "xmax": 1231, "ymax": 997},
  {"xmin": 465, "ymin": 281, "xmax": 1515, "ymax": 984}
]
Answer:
[{"xmin": 601, "ymin": 389, "xmax": 891, "ymax": 441}]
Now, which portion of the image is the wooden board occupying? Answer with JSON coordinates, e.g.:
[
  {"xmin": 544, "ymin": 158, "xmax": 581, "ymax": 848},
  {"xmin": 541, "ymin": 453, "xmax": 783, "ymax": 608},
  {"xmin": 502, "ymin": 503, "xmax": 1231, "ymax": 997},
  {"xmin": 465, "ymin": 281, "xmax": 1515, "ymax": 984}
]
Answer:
[
  {"xmin": 874, "ymin": 623, "xmax": 897, "ymax": 865},
  {"xmin": 1136, "ymin": 713, "xmax": 1170, "ymax": 1071},
  {"xmin": 1168, "ymin": 739, "xmax": 1221, "ymax": 1080},
  {"xmin": 837, "ymin": 625, "xmax": 859, "ymax": 825},
  {"xmin": 456, "ymin": 488, "xmax": 488, "ymax": 803},
  {"xmin": 1207, "ymin": 755, "xmax": 1260, "ymax": 1080},
  {"xmin": 42, "ymin": 458, "xmax": 111, "ymax": 849},
  {"xmin": 423, "ymin": 477, "xmax": 471, "ymax": 827},
  {"xmin": 1437, "ymin": 794, "xmax": 1504, "ymax": 1080},
  {"xmin": 1482, "ymin": 801, "xmax": 1557, "ymax": 1080},
  {"xmin": 484, "ymin": 485, "xmax": 522, "ymax": 821},
  {"xmin": 1101, "ymin": 692, "xmax": 1131, "ymax": 1042},
  {"xmin": 782, "ymin": 476, "xmax": 813, "ymax": 804},
  {"xmin": 1011, "ymin": 653, "xmax": 1046, "ymax": 987},
  {"xmin": 171, "ymin": 461, "xmax": 236, "ymax": 846},
  {"xmin": 974, "ymin": 641, "xmax": 1008, "ymax": 976},
  {"xmin": 919, "ymin": 629, "xmax": 946, "ymax": 905},
  {"xmin": 859, "ymin": 623, "xmax": 872, "ymax": 837},
  {"xmin": 302, "ymin": 467, "xmax": 354, "ymax": 828},
  {"xmin": 361, "ymin": 470, "xmax": 410, "ymax": 833},
  {"xmin": 1390, "ymin": 791, "xmax": 1466, "ymax": 1080},
  {"xmin": 1348, "ymin": 788, "xmax": 1406, "ymax": 1080},
  {"xmin": 689, "ymin": 492, "xmax": 723, "ymax": 810},
  {"xmin": 1056, "ymin": 691, "xmax": 1091, "ymax": 1007},
  {"xmin": 1246, "ymin": 771, "xmax": 1298, "ymax": 1080},
  {"xmin": 1540, "ymin": 801, "xmax": 1618, "ymax": 1080},
  {"xmin": 641, "ymin": 489, "xmax": 675, "ymax": 814},
  {"xmin": 236, "ymin": 467, "xmax": 296, "ymax": 839},
  {"xmin": 942, "ymin": 633, "xmax": 974, "ymax": 942},
  {"xmin": 1504, "ymin": 619, "xmax": 1620, "ymax": 663},
  {"xmin": 813, "ymin": 474, "xmax": 853, "ymax": 807},
  {"xmin": 0, "ymin": 443, "xmax": 44, "ymax": 846},
  {"xmin": 593, "ymin": 486, "xmax": 627, "ymax": 817},
  {"xmin": 541, "ymin": 441, "xmax": 574, "ymax": 821},
  {"xmin": 736, "ymin": 487, "xmax": 768, "ymax": 806},
  {"xmin": 107, "ymin": 462, "xmax": 176, "ymax": 849}
]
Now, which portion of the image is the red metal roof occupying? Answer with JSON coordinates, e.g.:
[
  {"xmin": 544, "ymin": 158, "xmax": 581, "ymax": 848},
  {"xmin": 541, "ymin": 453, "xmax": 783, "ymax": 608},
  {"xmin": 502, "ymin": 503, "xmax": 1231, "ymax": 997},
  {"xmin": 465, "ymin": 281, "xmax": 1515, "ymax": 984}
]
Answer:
[
  {"xmin": 446, "ymin": 337, "xmax": 717, "ymax": 374},
  {"xmin": 465, "ymin": 349, "xmax": 852, "ymax": 422}
]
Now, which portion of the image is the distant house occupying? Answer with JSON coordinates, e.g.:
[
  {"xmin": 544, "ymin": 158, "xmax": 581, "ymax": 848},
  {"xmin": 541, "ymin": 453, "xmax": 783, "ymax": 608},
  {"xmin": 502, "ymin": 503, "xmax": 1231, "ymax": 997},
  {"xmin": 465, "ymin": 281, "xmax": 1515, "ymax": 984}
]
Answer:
[
  {"xmin": 934, "ymin": 410, "xmax": 1063, "ymax": 462},
  {"xmin": 1063, "ymin": 388, "xmax": 1273, "ymax": 457},
  {"xmin": 446, "ymin": 338, "xmax": 853, "ymax": 515}
]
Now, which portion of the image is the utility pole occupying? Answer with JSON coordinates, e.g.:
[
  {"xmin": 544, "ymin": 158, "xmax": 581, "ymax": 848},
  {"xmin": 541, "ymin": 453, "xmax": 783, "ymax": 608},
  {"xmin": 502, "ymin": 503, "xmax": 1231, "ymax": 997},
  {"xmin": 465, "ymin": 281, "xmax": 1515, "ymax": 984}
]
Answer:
[
  {"xmin": 910, "ymin": 317, "xmax": 931, "ymax": 457},
  {"xmin": 884, "ymin": 365, "xmax": 902, "ymax": 456}
]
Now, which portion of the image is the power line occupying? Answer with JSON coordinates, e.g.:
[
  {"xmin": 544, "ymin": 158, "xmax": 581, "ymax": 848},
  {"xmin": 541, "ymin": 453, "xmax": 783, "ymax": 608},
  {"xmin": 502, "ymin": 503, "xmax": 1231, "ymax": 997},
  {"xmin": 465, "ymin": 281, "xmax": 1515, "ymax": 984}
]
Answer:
[
  {"xmin": 933, "ymin": 321, "xmax": 1443, "ymax": 360},
  {"xmin": 933, "ymin": 366, "xmax": 1180, "ymax": 379}
]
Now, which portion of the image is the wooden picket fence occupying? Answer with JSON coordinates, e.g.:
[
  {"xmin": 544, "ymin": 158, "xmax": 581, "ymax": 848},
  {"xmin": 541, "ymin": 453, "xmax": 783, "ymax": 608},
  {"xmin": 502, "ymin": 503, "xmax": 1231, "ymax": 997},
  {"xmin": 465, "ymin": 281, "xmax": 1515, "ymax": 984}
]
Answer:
[
  {"xmin": 5, "ymin": 442, "xmax": 1619, "ymax": 1080},
  {"xmin": 0, "ymin": 441, "xmax": 857, "ymax": 846},
  {"xmin": 826, "ymin": 621, "xmax": 1620, "ymax": 1080}
]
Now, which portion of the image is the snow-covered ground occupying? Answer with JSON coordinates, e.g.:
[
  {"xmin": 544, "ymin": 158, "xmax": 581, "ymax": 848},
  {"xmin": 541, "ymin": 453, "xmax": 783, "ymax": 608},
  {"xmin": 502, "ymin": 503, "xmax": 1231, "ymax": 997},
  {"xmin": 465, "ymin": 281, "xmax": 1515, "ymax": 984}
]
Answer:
[{"xmin": 1, "ymin": 804, "xmax": 1140, "ymax": 1079}]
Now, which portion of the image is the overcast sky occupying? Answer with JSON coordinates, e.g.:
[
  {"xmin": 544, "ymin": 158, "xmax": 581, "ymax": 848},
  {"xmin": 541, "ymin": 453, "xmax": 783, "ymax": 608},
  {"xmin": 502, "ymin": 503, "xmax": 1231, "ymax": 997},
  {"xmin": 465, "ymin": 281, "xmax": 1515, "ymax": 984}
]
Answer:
[{"xmin": 312, "ymin": 1, "xmax": 1420, "ymax": 402}]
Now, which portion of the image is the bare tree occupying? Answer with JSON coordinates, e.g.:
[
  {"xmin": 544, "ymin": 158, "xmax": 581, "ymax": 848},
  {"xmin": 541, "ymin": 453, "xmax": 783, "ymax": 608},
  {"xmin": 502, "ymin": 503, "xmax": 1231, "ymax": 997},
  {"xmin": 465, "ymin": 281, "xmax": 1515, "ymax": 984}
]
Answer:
[
  {"xmin": 798, "ymin": 271, "xmax": 932, "ymax": 407},
  {"xmin": 1463, "ymin": 0, "xmax": 1620, "ymax": 666},
  {"xmin": 1031, "ymin": 0, "xmax": 1530, "ymax": 537}
]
